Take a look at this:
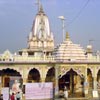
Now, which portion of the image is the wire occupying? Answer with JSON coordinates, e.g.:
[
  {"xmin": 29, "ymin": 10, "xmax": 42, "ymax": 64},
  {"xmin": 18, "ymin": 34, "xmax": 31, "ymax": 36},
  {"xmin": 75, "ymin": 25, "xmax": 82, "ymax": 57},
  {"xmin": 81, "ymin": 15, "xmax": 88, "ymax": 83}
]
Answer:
[{"xmin": 68, "ymin": 0, "xmax": 90, "ymax": 26}]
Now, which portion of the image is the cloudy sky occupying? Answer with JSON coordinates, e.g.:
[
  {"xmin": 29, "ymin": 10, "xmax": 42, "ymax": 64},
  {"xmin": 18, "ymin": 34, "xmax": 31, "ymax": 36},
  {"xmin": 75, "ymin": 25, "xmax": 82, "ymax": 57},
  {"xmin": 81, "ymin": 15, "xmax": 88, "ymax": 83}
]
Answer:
[{"xmin": 0, "ymin": 0, "xmax": 100, "ymax": 53}]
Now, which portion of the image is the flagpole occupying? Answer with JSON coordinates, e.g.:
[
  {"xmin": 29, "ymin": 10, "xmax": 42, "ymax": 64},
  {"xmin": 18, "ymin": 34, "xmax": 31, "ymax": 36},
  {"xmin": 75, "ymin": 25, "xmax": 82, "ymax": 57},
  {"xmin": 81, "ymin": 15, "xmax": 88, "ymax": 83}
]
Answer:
[{"xmin": 58, "ymin": 16, "xmax": 65, "ymax": 42}]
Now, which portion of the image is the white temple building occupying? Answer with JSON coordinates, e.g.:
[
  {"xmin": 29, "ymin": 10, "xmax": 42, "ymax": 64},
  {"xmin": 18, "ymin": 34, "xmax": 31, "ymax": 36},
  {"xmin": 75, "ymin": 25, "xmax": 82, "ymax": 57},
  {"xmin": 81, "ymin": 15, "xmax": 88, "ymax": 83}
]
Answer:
[{"xmin": 0, "ymin": 1, "xmax": 100, "ymax": 99}]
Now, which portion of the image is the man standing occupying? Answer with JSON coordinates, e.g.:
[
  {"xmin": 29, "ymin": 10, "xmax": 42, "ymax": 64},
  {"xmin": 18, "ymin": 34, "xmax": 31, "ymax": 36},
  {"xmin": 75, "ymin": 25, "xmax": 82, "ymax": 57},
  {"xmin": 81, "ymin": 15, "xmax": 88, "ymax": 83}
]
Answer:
[
  {"xmin": 16, "ymin": 92, "xmax": 21, "ymax": 100},
  {"xmin": 64, "ymin": 86, "xmax": 68, "ymax": 100}
]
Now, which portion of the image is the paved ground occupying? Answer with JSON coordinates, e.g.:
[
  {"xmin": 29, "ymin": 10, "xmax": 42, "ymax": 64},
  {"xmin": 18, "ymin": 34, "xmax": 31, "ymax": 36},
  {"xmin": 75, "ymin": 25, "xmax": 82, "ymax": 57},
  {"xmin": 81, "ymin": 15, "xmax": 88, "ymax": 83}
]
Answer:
[
  {"xmin": 22, "ymin": 96, "xmax": 100, "ymax": 100},
  {"xmin": 55, "ymin": 97, "xmax": 100, "ymax": 100}
]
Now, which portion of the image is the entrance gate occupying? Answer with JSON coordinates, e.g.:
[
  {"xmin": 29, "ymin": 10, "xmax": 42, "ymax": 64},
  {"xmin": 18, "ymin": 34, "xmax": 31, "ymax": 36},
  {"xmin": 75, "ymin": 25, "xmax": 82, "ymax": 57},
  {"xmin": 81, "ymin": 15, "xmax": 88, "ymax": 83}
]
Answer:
[{"xmin": 59, "ymin": 69, "xmax": 84, "ymax": 97}]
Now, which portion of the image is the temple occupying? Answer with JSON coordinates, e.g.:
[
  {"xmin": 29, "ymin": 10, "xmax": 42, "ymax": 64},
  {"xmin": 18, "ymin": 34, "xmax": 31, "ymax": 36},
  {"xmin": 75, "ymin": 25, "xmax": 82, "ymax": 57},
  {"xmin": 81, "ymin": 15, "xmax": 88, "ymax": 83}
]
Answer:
[{"xmin": 0, "ymin": 2, "xmax": 100, "ymax": 99}]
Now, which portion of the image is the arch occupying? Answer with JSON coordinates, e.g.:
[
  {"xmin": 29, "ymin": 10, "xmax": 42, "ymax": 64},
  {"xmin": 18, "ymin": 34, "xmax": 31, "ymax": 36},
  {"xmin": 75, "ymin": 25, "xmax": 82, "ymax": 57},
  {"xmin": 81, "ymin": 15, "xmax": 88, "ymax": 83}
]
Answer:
[
  {"xmin": 87, "ymin": 68, "xmax": 93, "ymax": 89},
  {"xmin": 45, "ymin": 67, "xmax": 55, "ymax": 82},
  {"xmin": 0, "ymin": 68, "xmax": 22, "ymax": 87},
  {"xmin": 0, "ymin": 68, "xmax": 21, "ymax": 76},
  {"xmin": 60, "ymin": 67, "xmax": 84, "ymax": 78},
  {"xmin": 59, "ymin": 68, "xmax": 85, "ymax": 97},
  {"xmin": 88, "ymin": 67, "xmax": 93, "ymax": 77},
  {"xmin": 97, "ymin": 69, "xmax": 100, "ymax": 82},
  {"xmin": 0, "ymin": 67, "xmax": 23, "ymax": 78},
  {"xmin": 28, "ymin": 68, "xmax": 41, "ymax": 82},
  {"xmin": 97, "ymin": 69, "xmax": 100, "ymax": 90}
]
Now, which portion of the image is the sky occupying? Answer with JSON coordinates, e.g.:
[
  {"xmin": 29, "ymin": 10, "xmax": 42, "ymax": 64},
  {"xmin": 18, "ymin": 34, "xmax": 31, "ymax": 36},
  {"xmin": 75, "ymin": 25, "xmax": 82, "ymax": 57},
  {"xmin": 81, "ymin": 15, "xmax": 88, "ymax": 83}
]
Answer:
[{"xmin": 0, "ymin": 0, "xmax": 100, "ymax": 53}]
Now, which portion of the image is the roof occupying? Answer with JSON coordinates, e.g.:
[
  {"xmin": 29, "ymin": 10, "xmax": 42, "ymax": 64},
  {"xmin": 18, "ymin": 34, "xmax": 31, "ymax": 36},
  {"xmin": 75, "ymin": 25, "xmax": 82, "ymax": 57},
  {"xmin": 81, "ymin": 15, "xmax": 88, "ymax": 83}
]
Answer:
[{"xmin": 54, "ymin": 32, "xmax": 87, "ymax": 61}]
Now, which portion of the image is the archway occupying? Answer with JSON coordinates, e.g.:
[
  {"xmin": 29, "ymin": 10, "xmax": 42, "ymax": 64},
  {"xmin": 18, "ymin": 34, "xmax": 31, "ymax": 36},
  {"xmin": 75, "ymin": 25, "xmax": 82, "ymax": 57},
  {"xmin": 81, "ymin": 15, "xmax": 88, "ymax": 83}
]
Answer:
[
  {"xmin": 97, "ymin": 69, "xmax": 100, "ymax": 89},
  {"xmin": 59, "ymin": 69, "xmax": 84, "ymax": 97},
  {"xmin": 0, "ymin": 68, "xmax": 21, "ymax": 87},
  {"xmin": 87, "ymin": 68, "xmax": 93, "ymax": 89},
  {"xmin": 45, "ymin": 67, "xmax": 55, "ymax": 82},
  {"xmin": 28, "ymin": 68, "xmax": 41, "ymax": 82},
  {"xmin": 97, "ymin": 69, "xmax": 100, "ymax": 82}
]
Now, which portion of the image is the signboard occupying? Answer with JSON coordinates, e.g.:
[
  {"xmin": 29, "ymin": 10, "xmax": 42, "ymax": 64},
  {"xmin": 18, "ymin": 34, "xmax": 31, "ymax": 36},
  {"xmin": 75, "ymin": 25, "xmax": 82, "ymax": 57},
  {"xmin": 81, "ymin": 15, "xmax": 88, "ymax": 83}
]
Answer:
[
  {"xmin": 93, "ymin": 90, "xmax": 99, "ymax": 98},
  {"xmin": 1, "ymin": 87, "xmax": 9, "ymax": 100},
  {"xmin": 25, "ymin": 82, "xmax": 53, "ymax": 100}
]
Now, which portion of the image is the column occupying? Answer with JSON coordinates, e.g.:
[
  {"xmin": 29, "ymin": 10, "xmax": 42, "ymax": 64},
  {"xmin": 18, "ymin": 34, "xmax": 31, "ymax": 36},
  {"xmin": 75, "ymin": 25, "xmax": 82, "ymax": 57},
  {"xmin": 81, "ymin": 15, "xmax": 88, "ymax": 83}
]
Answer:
[
  {"xmin": 23, "ymin": 78, "xmax": 27, "ymax": 84},
  {"xmin": 40, "ymin": 66, "xmax": 46, "ymax": 82},
  {"xmin": 22, "ymin": 67, "xmax": 29, "ymax": 100},
  {"xmin": 84, "ymin": 67, "xmax": 89, "ymax": 96},
  {"xmin": 41, "ymin": 78, "xmax": 45, "ymax": 82},
  {"xmin": 93, "ymin": 67, "xmax": 97, "ymax": 90},
  {"xmin": 55, "ymin": 65, "xmax": 59, "ymax": 96},
  {"xmin": 93, "ymin": 77, "xmax": 97, "ymax": 90},
  {"xmin": 92, "ymin": 67, "xmax": 99, "ymax": 98},
  {"xmin": 22, "ymin": 67, "xmax": 29, "ymax": 84}
]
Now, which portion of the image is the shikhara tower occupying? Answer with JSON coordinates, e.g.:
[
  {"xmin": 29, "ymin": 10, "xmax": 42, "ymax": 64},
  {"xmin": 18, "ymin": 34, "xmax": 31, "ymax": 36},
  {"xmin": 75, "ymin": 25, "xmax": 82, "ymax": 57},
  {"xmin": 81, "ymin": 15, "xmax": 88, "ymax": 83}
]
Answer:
[{"xmin": 19, "ymin": 4, "xmax": 54, "ymax": 57}]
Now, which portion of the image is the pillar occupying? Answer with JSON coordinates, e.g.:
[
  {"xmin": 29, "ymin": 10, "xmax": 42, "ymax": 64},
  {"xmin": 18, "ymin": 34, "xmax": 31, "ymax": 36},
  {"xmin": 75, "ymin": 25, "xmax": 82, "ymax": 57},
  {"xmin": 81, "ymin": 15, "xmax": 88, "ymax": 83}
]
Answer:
[
  {"xmin": 93, "ymin": 67, "xmax": 97, "ymax": 90},
  {"xmin": 92, "ymin": 67, "xmax": 99, "ymax": 98},
  {"xmin": 22, "ymin": 67, "xmax": 29, "ymax": 84},
  {"xmin": 84, "ymin": 67, "xmax": 89, "ymax": 96},
  {"xmin": 41, "ymin": 78, "xmax": 45, "ymax": 82},
  {"xmin": 40, "ymin": 66, "xmax": 47, "ymax": 82},
  {"xmin": 93, "ymin": 77, "xmax": 97, "ymax": 90},
  {"xmin": 55, "ymin": 65, "xmax": 59, "ymax": 96}
]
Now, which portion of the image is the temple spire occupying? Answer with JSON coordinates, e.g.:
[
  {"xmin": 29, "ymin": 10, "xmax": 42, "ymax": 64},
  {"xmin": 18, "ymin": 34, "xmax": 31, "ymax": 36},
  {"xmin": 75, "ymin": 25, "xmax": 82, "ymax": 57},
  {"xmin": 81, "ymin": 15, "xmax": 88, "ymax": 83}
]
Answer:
[
  {"xmin": 66, "ymin": 32, "xmax": 70, "ymax": 40},
  {"xmin": 28, "ymin": 1, "xmax": 54, "ymax": 52}
]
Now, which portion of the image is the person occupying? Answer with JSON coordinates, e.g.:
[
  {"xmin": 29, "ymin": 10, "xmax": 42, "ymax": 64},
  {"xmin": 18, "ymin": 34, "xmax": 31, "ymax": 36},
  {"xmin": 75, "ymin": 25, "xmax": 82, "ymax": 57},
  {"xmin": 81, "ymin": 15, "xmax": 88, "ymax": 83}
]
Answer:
[
  {"xmin": 0, "ymin": 94, "xmax": 3, "ymax": 100},
  {"xmin": 10, "ymin": 93, "xmax": 15, "ymax": 100},
  {"xmin": 16, "ymin": 92, "xmax": 21, "ymax": 100},
  {"xmin": 64, "ymin": 86, "xmax": 68, "ymax": 100},
  {"xmin": 12, "ymin": 80, "xmax": 21, "ymax": 94}
]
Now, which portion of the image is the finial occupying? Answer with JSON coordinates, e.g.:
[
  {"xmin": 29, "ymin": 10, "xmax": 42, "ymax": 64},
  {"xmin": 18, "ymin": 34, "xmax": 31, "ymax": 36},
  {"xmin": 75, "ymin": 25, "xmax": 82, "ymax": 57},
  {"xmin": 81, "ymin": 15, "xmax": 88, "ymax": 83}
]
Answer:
[
  {"xmin": 66, "ymin": 32, "xmax": 70, "ymax": 40},
  {"xmin": 36, "ymin": 0, "xmax": 41, "ymax": 11},
  {"xmin": 39, "ymin": 4, "xmax": 44, "ymax": 13}
]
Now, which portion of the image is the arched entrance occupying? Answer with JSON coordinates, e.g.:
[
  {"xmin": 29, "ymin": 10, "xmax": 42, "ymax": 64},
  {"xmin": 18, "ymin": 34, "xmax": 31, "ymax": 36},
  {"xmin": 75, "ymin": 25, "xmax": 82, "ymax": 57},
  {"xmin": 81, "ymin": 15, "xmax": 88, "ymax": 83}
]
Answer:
[
  {"xmin": 87, "ymin": 68, "xmax": 93, "ymax": 89},
  {"xmin": 97, "ymin": 69, "xmax": 100, "ymax": 83},
  {"xmin": 59, "ymin": 69, "xmax": 84, "ymax": 97},
  {"xmin": 28, "ymin": 68, "xmax": 41, "ymax": 82},
  {"xmin": 45, "ymin": 67, "xmax": 55, "ymax": 82},
  {"xmin": 97, "ymin": 69, "xmax": 100, "ymax": 89},
  {"xmin": 0, "ymin": 68, "xmax": 21, "ymax": 87}
]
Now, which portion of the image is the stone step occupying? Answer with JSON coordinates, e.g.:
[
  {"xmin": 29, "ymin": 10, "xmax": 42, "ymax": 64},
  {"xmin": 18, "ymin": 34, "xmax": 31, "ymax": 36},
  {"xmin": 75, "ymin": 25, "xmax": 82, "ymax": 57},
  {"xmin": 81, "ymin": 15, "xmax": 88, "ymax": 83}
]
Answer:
[
  {"xmin": 55, "ymin": 98, "xmax": 100, "ymax": 100},
  {"xmin": 67, "ymin": 98, "xmax": 88, "ymax": 100},
  {"xmin": 55, "ymin": 98, "xmax": 89, "ymax": 100}
]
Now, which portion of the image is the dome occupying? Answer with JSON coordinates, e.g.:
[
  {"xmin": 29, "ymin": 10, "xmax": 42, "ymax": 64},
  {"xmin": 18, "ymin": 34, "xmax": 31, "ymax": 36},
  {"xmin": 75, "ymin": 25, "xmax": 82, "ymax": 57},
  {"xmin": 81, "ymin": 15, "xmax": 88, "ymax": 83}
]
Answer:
[{"xmin": 54, "ymin": 32, "xmax": 86, "ymax": 61}]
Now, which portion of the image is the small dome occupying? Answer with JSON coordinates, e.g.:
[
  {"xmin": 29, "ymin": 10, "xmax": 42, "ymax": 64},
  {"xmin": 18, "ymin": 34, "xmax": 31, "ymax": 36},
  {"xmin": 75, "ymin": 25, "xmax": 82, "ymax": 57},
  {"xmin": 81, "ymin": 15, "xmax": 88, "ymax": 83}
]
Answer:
[
  {"xmin": 86, "ymin": 45, "xmax": 92, "ymax": 53},
  {"xmin": 54, "ymin": 32, "xmax": 86, "ymax": 61}
]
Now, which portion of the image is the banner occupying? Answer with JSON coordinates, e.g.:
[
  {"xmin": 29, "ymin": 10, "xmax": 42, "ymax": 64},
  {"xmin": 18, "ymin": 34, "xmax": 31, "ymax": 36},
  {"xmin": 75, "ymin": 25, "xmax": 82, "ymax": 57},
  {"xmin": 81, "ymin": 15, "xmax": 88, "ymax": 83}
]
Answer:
[
  {"xmin": 25, "ymin": 82, "xmax": 53, "ymax": 100},
  {"xmin": 1, "ymin": 87, "xmax": 9, "ymax": 100}
]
